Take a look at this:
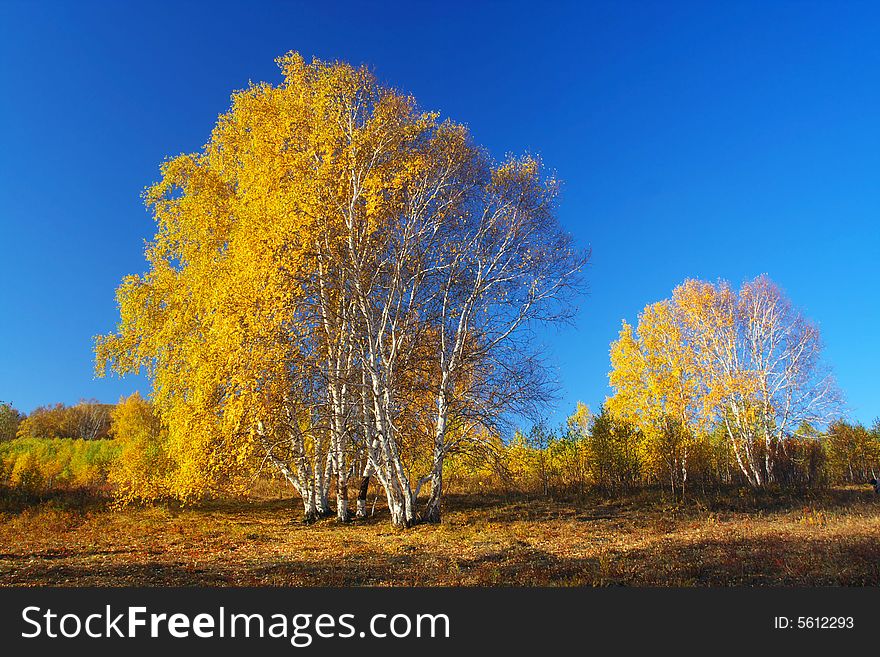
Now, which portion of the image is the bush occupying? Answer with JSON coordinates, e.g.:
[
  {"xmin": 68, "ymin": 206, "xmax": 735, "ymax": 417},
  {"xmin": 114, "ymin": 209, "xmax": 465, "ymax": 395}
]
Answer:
[
  {"xmin": 107, "ymin": 393, "xmax": 173, "ymax": 504},
  {"xmin": 0, "ymin": 437, "xmax": 120, "ymax": 496},
  {"xmin": 771, "ymin": 437, "xmax": 827, "ymax": 489}
]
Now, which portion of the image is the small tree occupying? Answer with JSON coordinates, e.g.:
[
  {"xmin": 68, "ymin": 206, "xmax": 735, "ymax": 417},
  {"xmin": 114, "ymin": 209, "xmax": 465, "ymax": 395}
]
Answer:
[
  {"xmin": 585, "ymin": 406, "xmax": 642, "ymax": 494},
  {"xmin": 608, "ymin": 298, "xmax": 705, "ymax": 497},
  {"xmin": 609, "ymin": 276, "xmax": 841, "ymax": 490},
  {"xmin": 0, "ymin": 402, "xmax": 25, "ymax": 442},
  {"xmin": 108, "ymin": 393, "xmax": 172, "ymax": 504},
  {"xmin": 823, "ymin": 420, "xmax": 880, "ymax": 483}
]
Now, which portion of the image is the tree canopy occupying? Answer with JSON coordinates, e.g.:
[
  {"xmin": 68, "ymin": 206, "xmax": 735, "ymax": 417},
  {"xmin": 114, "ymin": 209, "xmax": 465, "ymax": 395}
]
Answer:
[
  {"xmin": 96, "ymin": 52, "xmax": 586, "ymax": 525},
  {"xmin": 609, "ymin": 275, "xmax": 841, "ymax": 489}
]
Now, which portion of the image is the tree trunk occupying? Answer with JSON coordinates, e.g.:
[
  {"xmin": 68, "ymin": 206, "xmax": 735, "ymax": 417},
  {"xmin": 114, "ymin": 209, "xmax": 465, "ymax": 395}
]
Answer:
[
  {"xmin": 334, "ymin": 436, "xmax": 350, "ymax": 522},
  {"xmin": 680, "ymin": 452, "xmax": 688, "ymax": 501},
  {"xmin": 386, "ymin": 490, "xmax": 411, "ymax": 528},
  {"xmin": 764, "ymin": 434, "xmax": 775, "ymax": 485},
  {"xmin": 424, "ymin": 468, "xmax": 442, "ymax": 523},
  {"xmin": 335, "ymin": 449, "xmax": 349, "ymax": 522},
  {"xmin": 314, "ymin": 446, "xmax": 332, "ymax": 515},
  {"xmin": 424, "ymin": 391, "xmax": 448, "ymax": 523},
  {"xmin": 301, "ymin": 487, "xmax": 319, "ymax": 522},
  {"xmin": 356, "ymin": 475, "xmax": 370, "ymax": 518}
]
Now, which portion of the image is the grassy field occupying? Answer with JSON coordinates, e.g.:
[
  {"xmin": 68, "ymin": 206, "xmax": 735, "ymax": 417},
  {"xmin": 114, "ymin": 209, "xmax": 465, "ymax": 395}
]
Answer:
[{"xmin": 1, "ymin": 487, "xmax": 879, "ymax": 586}]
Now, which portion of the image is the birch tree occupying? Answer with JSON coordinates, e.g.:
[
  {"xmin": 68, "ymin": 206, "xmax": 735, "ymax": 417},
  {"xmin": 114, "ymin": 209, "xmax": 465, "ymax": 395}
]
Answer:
[
  {"xmin": 608, "ymin": 300, "xmax": 704, "ymax": 497},
  {"xmin": 679, "ymin": 276, "xmax": 841, "ymax": 486},
  {"xmin": 336, "ymin": 132, "xmax": 585, "ymax": 525},
  {"xmin": 96, "ymin": 52, "xmax": 586, "ymax": 525},
  {"xmin": 609, "ymin": 276, "xmax": 841, "ymax": 489}
]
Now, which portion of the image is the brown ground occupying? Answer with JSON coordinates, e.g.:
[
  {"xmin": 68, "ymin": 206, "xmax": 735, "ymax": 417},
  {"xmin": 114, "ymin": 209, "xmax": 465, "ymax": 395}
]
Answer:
[{"xmin": 1, "ymin": 487, "xmax": 879, "ymax": 586}]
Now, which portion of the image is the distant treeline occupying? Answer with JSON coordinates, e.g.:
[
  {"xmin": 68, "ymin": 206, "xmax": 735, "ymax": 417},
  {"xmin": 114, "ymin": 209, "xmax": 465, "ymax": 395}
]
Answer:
[
  {"xmin": 1, "ymin": 398, "xmax": 877, "ymax": 502},
  {"xmin": 0, "ymin": 399, "xmax": 112, "ymax": 442},
  {"xmin": 447, "ymin": 406, "xmax": 880, "ymax": 498},
  {"xmin": 0, "ymin": 398, "xmax": 127, "ymax": 498}
]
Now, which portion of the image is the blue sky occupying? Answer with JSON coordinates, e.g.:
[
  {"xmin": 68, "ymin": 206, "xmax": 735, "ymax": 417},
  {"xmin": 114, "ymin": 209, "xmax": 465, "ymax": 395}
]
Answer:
[{"xmin": 1, "ymin": 1, "xmax": 877, "ymax": 426}]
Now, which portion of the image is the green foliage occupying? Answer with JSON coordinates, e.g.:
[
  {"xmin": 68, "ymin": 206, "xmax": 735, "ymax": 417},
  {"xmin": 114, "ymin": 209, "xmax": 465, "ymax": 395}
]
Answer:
[
  {"xmin": 0, "ymin": 437, "xmax": 120, "ymax": 495},
  {"xmin": 583, "ymin": 406, "xmax": 642, "ymax": 494},
  {"xmin": 0, "ymin": 394, "xmax": 175, "ymax": 503}
]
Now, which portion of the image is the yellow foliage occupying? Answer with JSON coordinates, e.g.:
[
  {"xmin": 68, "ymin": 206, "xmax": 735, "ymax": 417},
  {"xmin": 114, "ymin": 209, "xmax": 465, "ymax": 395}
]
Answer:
[
  {"xmin": 93, "ymin": 52, "xmax": 483, "ymax": 504},
  {"xmin": 0, "ymin": 437, "xmax": 120, "ymax": 495},
  {"xmin": 107, "ymin": 393, "xmax": 175, "ymax": 504}
]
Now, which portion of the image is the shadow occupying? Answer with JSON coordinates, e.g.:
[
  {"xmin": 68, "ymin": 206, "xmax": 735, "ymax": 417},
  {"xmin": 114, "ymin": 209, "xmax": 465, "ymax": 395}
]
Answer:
[
  {"xmin": 2, "ymin": 492, "xmax": 879, "ymax": 586},
  {"xmin": 0, "ymin": 488, "xmax": 110, "ymax": 515},
  {"xmin": 0, "ymin": 544, "xmax": 602, "ymax": 587},
  {"xmin": 475, "ymin": 486, "xmax": 880, "ymax": 524},
  {"xmin": 597, "ymin": 530, "xmax": 880, "ymax": 586}
]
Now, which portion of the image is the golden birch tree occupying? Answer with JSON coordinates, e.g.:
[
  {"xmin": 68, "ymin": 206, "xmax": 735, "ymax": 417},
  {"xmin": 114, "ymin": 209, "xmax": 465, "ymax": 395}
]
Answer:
[
  {"xmin": 96, "ymin": 52, "xmax": 586, "ymax": 526},
  {"xmin": 609, "ymin": 276, "xmax": 840, "ymax": 489}
]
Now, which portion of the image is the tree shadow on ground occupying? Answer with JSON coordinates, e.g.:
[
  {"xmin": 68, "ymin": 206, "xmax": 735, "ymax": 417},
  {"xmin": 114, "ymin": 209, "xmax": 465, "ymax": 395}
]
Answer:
[
  {"xmin": 461, "ymin": 486, "xmax": 879, "ymax": 524},
  {"xmin": 7, "ymin": 527, "xmax": 878, "ymax": 587},
  {"xmin": 598, "ymin": 531, "xmax": 880, "ymax": 586},
  {"xmin": 0, "ymin": 544, "xmax": 598, "ymax": 587}
]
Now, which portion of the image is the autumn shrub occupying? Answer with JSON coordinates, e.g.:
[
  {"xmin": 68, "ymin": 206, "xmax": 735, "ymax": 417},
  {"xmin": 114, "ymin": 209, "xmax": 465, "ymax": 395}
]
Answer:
[
  {"xmin": 448, "ymin": 409, "xmax": 638, "ymax": 499},
  {"xmin": 444, "ymin": 444, "xmax": 508, "ymax": 495},
  {"xmin": 545, "ymin": 433, "xmax": 591, "ymax": 495},
  {"xmin": 477, "ymin": 403, "xmax": 839, "ymax": 499},
  {"xmin": 443, "ymin": 427, "xmax": 573, "ymax": 497},
  {"xmin": 107, "ymin": 393, "xmax": 175, "ymax": 504},
  {"xmin": 504, "ymin": 426, "xmax": 555, "ymax": 495},
  {"xmin": 0, "ymin": 437, "xmax": 120, "ymax": 496},
  {"xmin": 582, "ymin": 407, "xmax": 641, "ymax": 494}
]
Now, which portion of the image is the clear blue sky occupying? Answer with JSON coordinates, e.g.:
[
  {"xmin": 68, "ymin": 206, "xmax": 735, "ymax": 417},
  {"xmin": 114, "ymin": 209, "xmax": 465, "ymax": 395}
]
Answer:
[{"xmin": 1, "ymin": 1, "xmax": 877, "ymax": 426}]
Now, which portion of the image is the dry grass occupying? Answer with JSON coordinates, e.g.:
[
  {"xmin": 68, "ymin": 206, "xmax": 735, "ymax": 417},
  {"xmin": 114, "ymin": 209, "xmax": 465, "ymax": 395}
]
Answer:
[{"xmin": 1, "ymin": 487, "xmax": 879, "ymax": 586}]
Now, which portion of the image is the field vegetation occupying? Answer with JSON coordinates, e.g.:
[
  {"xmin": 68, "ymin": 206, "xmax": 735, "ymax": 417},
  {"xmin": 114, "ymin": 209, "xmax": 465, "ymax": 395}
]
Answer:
[
  {"xmin": 2, "ymin": 52, "xmax": 876, "ymax": 587},
  {"xmin": 1, "ymin": 486, "xmax": 878, "ymax": 587}
]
